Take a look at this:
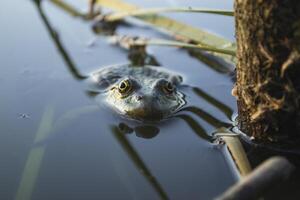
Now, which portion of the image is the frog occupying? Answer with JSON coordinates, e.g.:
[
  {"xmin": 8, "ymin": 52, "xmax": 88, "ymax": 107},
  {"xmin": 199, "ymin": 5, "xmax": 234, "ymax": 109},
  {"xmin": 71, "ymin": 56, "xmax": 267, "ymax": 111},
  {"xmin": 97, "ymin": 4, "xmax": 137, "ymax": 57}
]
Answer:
[{"xmin": 89, "ymin": 64, "xmax": 186, "ymax": 121}]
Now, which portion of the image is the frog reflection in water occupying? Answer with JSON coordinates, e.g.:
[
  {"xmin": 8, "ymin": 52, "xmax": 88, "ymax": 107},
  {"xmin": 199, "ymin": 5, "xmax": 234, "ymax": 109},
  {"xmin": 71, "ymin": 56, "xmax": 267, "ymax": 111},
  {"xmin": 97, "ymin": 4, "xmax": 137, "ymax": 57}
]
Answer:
[{"xmin": 91, "ymin": 64, "xmax": 186, "ymax": 121}]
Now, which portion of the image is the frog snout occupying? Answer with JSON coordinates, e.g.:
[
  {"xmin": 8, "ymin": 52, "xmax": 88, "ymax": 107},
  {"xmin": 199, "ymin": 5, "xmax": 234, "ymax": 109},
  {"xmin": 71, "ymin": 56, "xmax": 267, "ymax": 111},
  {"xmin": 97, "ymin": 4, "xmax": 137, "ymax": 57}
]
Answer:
[
  {"xmin": 127, "ymin": 95, "xmax": 164, "ymax": 120},
  {"xmin": 135, "ymin": 95, "xmax": 143, "ymax": 101},
  {"xmin": 134, "ymin": 94, "xmax": 155, "ymax": 103}
]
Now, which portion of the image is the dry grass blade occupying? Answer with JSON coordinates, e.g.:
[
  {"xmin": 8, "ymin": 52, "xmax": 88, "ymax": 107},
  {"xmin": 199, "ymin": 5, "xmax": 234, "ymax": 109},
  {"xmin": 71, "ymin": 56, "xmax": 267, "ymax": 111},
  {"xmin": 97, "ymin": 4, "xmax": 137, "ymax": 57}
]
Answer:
[
  {"xmin": 101, "ymin": 7, "xmax": 233, "ymax": 22},
  {"xmin": 51, "ymin": 0, "xmax": 84, "ymax": 17}
]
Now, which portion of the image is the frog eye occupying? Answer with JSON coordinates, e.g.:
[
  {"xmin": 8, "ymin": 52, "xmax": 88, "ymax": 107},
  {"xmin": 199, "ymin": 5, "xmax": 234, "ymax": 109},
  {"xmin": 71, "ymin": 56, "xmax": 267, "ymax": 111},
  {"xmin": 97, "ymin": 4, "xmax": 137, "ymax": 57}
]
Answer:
[
  {"xmin": 118, "ymin": 79, "xmax": 132, "ymax": 94},
  {"xmin": 163, "ymin": 81, "xmax": 175, "ymax": 94}
]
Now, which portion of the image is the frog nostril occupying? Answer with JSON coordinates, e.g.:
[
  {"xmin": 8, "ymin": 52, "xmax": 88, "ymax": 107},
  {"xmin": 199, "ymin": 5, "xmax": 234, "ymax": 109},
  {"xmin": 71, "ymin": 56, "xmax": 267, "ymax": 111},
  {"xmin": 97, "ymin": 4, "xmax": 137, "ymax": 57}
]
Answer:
[{"xmin": 136, "ymin": 95, "xmax": 143, "ymax": 101}]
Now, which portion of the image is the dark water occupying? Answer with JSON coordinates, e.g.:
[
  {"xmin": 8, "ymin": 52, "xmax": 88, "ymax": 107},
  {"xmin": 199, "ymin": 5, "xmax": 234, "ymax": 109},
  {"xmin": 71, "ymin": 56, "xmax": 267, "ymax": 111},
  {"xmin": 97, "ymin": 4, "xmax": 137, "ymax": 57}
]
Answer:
[{"xmin": 0, "ymin": 0, "xmax": 239, "ymax": 199}]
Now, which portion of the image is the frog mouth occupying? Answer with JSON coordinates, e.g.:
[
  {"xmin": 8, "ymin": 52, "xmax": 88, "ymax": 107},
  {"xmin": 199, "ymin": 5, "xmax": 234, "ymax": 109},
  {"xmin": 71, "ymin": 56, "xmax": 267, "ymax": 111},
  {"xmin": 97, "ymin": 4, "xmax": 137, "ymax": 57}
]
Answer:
[{"xmin": 125, "ymin": 106, "xmax": 164, "ymax": 122}]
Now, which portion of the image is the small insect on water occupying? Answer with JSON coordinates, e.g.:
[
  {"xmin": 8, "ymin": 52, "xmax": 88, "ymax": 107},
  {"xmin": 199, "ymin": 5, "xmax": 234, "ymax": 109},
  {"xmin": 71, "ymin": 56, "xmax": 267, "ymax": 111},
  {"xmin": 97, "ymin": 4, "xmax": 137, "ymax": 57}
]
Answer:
[{"xmin": 18, "ymin": 113, "xmax": 30, "ymax": 119}]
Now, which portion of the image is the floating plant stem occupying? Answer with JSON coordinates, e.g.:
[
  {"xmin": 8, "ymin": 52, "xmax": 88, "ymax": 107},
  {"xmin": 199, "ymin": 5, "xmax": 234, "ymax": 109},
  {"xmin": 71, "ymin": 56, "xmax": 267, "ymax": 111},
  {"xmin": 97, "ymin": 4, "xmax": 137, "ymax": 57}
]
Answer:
[
  {"xmin": 147, "ymin": 39, "xmax": 236, "ymax": 56},
  {"xmin": 100, "ymin": 7, "xmax": 233, "ymax": 22},
  {"xmin": 109, "ymin": 35, "xmax": 236, "ymax": 56},
  {"xmin": 221, "ymin": 135, "xmax": 252, "ymax": 176}
]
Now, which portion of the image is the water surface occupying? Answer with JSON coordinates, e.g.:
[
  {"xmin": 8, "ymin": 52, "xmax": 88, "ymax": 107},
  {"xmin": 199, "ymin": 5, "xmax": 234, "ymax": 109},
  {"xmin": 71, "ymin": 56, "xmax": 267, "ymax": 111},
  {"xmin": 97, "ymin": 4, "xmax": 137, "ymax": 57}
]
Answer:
[{"xmin": 0, "ymin": 0, "xmax": 238, "ymax": 199}]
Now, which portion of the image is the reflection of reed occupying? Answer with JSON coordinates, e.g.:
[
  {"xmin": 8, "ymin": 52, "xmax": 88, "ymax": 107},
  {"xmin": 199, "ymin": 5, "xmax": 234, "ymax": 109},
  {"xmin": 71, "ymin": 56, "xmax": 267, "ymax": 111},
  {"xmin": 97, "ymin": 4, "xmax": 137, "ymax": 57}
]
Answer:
[
  {"xmin": 34, "ymin": 0, "xmax": 86, "ymax": 80},
  {"xmin": 112, "ymin": 126, "xmax": 169, "ymax": 200},
  {"xmin": 188, "ymin": 49, "xmax": 234, "ymax": 74},
  {"xmin": 176, "ymin": 114, "xmax": 212, "ymax": 142},
  {"xmin": 192, "ymin": 87, "xmax": 233, "ymax": 119},
  {"xmin": 176, "ymin": 88, "xmax": 233, "ymax": 141},
  {"xmin": 175, "ymin": 86, "xmax": 233, "ymax": 142},
  {"xmin": 182, "ymin": 106, "xmax": 231, "ymax": 128}
]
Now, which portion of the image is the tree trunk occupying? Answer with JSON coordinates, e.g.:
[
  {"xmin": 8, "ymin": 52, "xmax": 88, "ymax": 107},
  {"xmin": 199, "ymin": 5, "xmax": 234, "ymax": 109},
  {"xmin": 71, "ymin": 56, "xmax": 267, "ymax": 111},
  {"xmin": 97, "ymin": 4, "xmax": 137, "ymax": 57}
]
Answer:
[{"xmin": 234, "ymin": 0, "xmax": 300, "ymax": 145}]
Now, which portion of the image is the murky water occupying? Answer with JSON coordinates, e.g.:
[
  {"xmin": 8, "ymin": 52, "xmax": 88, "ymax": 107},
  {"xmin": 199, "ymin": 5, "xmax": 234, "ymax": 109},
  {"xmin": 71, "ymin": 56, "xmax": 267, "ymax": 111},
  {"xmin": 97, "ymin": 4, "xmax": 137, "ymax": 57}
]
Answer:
[{"xmin": 0, "ymin": 0, "xmax": 238, "ymax": 199}]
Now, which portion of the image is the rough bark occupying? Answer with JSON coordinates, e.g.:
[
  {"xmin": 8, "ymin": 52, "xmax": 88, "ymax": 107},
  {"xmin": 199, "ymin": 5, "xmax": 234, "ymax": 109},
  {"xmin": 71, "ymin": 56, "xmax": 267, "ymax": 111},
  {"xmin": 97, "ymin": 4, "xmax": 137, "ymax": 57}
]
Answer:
[{"xmin": 234, "ymin": 0, "xmax": 300, "ymax": 145}]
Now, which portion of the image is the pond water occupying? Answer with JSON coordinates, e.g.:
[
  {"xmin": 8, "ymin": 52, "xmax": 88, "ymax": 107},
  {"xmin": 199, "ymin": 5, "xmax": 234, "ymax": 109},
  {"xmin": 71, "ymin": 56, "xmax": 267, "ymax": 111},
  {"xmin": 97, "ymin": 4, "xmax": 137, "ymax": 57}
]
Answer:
[{"xmin": 0, "ymin": 0, "xmax": 238, "ymax": 199}]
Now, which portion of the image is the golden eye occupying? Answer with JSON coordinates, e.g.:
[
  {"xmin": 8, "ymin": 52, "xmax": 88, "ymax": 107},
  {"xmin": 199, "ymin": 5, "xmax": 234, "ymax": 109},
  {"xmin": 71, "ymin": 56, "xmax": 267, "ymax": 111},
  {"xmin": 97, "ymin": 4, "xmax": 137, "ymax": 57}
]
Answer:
[
  {"xmin": 163, "ymin": 81, "xmax": 175, "ymax": 94},
  {"xmin": 118, "ymin": 79, "xmax": 132, "ymax": 94}
]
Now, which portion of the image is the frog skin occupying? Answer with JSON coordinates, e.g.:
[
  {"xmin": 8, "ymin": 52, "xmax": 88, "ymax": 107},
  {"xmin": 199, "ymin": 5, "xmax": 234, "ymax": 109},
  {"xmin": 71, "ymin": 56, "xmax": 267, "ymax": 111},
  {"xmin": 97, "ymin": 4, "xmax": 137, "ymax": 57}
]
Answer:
[{"xmin": 90, "ymin": 64, "xmax": 186, "ymax": 121}]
